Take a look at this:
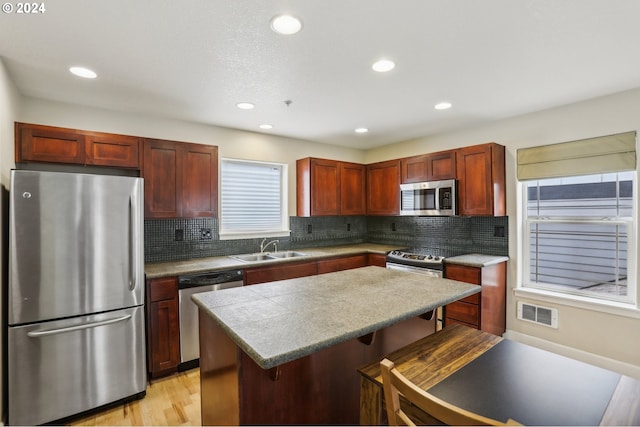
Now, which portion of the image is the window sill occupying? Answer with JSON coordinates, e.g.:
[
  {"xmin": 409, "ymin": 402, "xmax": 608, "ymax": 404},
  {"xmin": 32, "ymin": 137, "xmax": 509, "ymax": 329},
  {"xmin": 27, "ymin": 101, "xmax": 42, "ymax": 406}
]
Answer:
[
  {"xmin": 219, "ymin": 230, "xmax": 291, "ymax": 241},
  {"xmin": 514, "ymin": 287, "xmax": 640, "ymax": 319}
]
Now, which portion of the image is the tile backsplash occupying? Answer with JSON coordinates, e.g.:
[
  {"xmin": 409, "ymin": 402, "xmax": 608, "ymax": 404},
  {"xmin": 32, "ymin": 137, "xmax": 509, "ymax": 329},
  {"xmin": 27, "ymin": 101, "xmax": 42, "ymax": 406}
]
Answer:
[{"xmin": 144, "ymin": 215, "xmax": 508, "ymax": 263}]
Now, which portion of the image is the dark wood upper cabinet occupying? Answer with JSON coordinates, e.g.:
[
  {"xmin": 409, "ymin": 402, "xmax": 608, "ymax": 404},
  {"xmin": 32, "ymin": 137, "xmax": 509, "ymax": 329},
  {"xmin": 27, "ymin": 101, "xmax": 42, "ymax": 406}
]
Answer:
[
  {"xmin": 143, "ymin": 139, "xmax": 218, "ymax": 219},
  {"xmin": 297, "ymin": 158, "xmax": 365, "ymax": 216},
  {"xmin": 182, "ymin": 143, "xmax": 218, "ymax": 217},
  {"xmin": 401, "ymin": 150, "xmax": 456, "ymax": 183},
  {"xmin": 16, "ymin": 123, "xmax": 86, "ymax": 164},
  {"xmin": 366, "ymin": 159, "xmax": 400, "ymax": 215},
  {"xmin": 339, "ymin": 161, "xmax": 366, "ymax": 215},
  {"xmin": 85, "ymin": 132, "xmax": 140, "ymax": 168},
  {"xmin": 15, "ymin": 122, "xmax": 141, "ymax": 168},
  {"xmin": 143, "ymin": 139, "xmax": 181, "ymax": 218},
  {"xmin": 456, "ymin": 143, "xmax": 505, "ymax": 216}
]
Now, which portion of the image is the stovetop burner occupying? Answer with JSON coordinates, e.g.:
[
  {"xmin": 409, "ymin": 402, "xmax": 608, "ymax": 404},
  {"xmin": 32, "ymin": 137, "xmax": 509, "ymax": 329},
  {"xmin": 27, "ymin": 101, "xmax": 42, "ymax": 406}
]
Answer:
[{"xmin": 386, "ymin": 249, "xmax": 445, "ymax": 270}]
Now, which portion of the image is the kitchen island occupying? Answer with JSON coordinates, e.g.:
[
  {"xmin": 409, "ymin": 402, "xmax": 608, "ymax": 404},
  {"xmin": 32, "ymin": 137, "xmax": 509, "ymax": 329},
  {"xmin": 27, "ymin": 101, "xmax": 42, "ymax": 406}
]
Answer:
[{"xmin": 192, "ymin": 266, "xmax": 480, "ymax": 425}]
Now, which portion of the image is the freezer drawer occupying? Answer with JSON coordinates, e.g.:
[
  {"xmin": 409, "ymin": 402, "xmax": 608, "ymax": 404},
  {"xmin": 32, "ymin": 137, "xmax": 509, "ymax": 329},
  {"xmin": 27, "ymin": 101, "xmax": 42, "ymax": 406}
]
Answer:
[{"xmin": 8, "ymin": 306, "xmax": 147, "ymax": 426}]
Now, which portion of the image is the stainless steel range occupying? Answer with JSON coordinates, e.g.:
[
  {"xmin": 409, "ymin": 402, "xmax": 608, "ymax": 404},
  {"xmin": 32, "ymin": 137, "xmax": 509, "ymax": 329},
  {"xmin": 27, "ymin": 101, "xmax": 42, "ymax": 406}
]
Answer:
[
  {"xmin": 386, "ymin": 249, "xmax": 446, "ymax": 330},
  {"xmin": 386, "ymin": 249, "xmax": 445, "ymax": 278}
]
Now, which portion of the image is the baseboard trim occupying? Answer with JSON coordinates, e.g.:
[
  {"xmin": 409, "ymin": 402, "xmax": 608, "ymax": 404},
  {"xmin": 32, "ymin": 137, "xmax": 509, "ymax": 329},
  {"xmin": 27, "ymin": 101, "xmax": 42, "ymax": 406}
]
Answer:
[{"xmin": 503, "ymin": 329, "xmax": 640, "ymax": 379}]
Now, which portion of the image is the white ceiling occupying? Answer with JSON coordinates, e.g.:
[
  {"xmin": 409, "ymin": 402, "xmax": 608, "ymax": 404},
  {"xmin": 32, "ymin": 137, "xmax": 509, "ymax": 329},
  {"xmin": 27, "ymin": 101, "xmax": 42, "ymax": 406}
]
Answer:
[{"xmin": 2, "ymin": 0, "xmax": 640, "ymax": 150}]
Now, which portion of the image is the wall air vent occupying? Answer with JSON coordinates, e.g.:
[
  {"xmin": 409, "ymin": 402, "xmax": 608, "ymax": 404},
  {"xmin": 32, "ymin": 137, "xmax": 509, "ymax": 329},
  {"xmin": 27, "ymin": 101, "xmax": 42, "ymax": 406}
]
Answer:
[{"xmin": 517, "ymin": 301, "xmax": 558, "ymax": 328}]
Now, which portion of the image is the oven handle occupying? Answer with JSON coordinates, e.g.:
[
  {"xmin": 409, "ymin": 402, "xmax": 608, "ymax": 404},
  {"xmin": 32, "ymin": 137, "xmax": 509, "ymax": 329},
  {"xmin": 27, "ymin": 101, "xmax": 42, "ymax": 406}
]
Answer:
[{"xmin": 386, "ymin": 262, "xmax": 443, "ymax": 278}]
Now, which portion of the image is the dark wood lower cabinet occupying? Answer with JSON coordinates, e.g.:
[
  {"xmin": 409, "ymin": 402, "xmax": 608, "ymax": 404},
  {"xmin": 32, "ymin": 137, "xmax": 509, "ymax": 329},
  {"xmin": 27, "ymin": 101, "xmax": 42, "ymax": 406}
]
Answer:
[
  {"xmin": 443, "ymin": 262, "xmax": 506, "ymax": 335},
  {"xmin": 317, "ymin": 254, "xmax": 368, "ymax": 274},
  {"xmin": 147, "ymin": 276, "xmax": 180, "ymax": 378},
  {"xmin": 146, "ymin": 252, "xmax": 391, "ymax": 377},
  {"xmin": 244, "ymin": 252, "xmax": 388, "ymax": 284},
  {"xmin": 244, "ymin": 261, "xmax": 318, "ymax": 285}
]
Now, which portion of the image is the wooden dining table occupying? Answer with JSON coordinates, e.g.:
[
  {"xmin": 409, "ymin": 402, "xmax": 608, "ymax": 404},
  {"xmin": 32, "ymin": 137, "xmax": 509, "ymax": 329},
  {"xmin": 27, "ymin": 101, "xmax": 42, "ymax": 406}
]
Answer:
[{"xmin": 358, "ymin": 323, "xmax": 640, "ymax": 426}]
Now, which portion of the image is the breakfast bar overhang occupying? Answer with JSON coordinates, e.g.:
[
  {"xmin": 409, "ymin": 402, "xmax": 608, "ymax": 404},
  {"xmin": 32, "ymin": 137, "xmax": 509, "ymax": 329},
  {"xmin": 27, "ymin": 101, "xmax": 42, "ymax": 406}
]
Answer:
[{"xmin": 192, "ymin": 266, "xmax": 480, "ymax": 425}]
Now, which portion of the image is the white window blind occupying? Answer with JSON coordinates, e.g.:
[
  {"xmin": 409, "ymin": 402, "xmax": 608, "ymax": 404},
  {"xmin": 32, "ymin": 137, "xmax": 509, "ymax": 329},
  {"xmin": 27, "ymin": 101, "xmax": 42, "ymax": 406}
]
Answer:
[{"xmin": 220, "ymin": 159, "xmax": 288, "ymax": 237}]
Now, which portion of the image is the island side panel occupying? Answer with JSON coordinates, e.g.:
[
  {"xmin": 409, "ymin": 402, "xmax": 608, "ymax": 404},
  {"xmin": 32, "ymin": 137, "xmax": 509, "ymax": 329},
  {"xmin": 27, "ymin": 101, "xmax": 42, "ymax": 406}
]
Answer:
[
  {"xmin": 199, "ymin": 309, "xmax": 240, "ymax": 426},
  {"xmin": 237, "ymin": 315, "xmax": 436, "ymax": 425}
]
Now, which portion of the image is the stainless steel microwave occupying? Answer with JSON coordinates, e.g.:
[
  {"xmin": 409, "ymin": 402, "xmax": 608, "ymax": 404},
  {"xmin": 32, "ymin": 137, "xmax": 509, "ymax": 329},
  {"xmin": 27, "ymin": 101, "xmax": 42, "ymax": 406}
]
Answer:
[{"xmin": 400, "ymin": 179, "xmax": 457, "ymax": 216}]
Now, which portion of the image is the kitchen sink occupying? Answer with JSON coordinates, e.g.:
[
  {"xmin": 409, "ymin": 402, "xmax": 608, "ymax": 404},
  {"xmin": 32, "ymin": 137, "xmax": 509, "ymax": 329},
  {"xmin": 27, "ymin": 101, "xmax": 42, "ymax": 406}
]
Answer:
[
  {"xmin": 267, "ymin": 251, "xmax": 308, "ymax": 259},
  {"xmin": 230, "ymin": 253, "xmax": 275, "ymax": 262},
  {"xmin": 230, "ymin": 251, "xmax": 309, "ymax": 263}
]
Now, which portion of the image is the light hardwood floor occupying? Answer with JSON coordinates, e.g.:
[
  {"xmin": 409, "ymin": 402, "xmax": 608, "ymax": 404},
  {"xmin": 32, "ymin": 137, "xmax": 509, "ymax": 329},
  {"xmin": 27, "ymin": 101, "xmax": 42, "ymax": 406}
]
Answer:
[{"xmin": 68, "ymin": 369, "xmax": 201, "ymax": 426}]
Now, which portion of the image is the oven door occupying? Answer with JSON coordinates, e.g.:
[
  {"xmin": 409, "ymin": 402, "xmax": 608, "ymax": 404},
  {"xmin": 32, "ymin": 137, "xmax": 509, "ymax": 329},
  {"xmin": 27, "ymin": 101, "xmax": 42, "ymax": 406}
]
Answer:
[
  {"xmin": 386, "ymin": 261, "xmax": 443, "ymax": 329},
  {"xmin": 385, "ymin": 261, "xmax": 443, "ymax": 278}
]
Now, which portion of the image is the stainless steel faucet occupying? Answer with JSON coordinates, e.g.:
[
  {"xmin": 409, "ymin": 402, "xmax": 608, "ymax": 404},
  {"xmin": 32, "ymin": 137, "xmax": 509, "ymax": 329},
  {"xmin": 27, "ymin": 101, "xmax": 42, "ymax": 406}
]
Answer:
[{"xmin": 260, "ymin": 238, "xmax": 279, "ymax": 253}]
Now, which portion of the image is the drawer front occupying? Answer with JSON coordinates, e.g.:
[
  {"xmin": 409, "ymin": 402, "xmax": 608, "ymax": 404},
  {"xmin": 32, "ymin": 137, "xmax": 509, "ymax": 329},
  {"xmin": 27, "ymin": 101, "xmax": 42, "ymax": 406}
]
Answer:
[
  {"xmin": 445, "ymin": 264, "xmax": 481, "ymax": 285},
  {"xmin": 458, "ymin": 293, "xmax": 480, "ymax": 305},
  {"xmin": 445, "ymin": 301, "xmax": 479, "ymax": 326},
  {"xmin": 149, "ymin": 277, "xmax": 178, "ymax": 302},
  {"xmin": 244, "ymin": 261, "xmax": 318, "ymax": 285},
  {"xmin": 317, "ymin": 255, "xmax": 367, "ymax": 274}
]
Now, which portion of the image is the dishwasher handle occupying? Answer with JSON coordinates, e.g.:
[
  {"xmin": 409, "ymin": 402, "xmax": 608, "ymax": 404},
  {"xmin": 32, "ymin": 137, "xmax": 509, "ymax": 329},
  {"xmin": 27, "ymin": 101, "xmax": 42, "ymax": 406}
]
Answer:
[{"xmin": 178, "ymin": 269, "xmax": 244, "ymax": 289}]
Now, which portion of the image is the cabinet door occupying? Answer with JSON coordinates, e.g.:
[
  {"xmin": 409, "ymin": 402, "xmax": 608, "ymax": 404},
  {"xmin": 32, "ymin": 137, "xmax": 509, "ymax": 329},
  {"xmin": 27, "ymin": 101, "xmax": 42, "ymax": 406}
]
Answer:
[
  {"xmin": 244, "ymin": 261, "xmax": 318, "ymax": 285},
  {"xmin": 16, "ymin": 122, "xmax": 86, "ymax": 164},
  {"xmin": 401, "ymin": 155, "xmax": 429, "ymax": 183},
  {"xmin": 85, "ymin": 133, "xmax": 141, "ymax": 168},
  {"xmin": 182, "ymin": 143, "xmax": 218, "ymax": 217},
  {"xmin": 340, "ymin": 162, "xmax": 366, "ymax": 215},
  {"xmin": 311, "ymin": 158, "xmax": 340, "ymax": 215},
  {"xmin": 401, "ymin": 150, "xmax": 456, "ymax": 183},
  {"xmin": 143, "ymin": 139, "xmax": 182, "ymax": 218},
  {"xmin": 456, "ymin": 143, "xmax": 505, "ymax": 216},
  {"xmin": 427, "ymin": 150, "xmax": 456, "ymax": 180},
  {"xmin": 366, "ymin": 160, "xmax": 400, "ymax": 215},
  {"xmin": 147, "ymin": 277, "xmax": 180, "ymax": 377}
]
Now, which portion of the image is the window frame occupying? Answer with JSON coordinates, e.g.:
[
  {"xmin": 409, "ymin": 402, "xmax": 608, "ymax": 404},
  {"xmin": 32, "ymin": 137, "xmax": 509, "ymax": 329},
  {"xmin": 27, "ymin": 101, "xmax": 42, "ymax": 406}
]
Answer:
[
  {"xmin": 517, "ymin": 172, "xmax": 640, "ymax": 316},
  {"xmin": 219, "ymin": 158, "xmax": 290, "ymax": 240}
]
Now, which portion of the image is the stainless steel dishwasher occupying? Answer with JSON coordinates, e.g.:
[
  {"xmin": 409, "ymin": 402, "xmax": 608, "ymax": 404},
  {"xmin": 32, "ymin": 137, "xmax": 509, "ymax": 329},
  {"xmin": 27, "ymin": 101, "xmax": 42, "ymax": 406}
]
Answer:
[{"xmin": 178, "ymin": 269, "xmax": 243, "ymax": 370}]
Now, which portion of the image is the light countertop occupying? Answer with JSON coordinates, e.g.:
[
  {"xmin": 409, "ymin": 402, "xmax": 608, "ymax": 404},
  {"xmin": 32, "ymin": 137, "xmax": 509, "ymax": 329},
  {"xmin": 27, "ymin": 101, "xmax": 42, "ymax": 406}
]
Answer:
[
  {"xmin": 144, "ymin": 243, "xmax": 404, "ymax": 278},
  {"xmin": 445, "ymin": 253, "xmax": 509, "ymax": 267},
  {"xmin": 191, "ymin": 266, "xmax": 480, "ymax": 369}
]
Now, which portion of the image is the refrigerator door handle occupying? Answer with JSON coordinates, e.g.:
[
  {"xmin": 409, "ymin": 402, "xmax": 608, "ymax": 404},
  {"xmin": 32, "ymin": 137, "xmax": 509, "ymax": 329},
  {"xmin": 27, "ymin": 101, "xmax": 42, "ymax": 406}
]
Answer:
[
  {"xmin": 129, "ymin": 195, "xmax": 137, "ymax": 292},
  {"xmin": 26, "ymin": 314, "xmax": 132, "ymax": 337}
]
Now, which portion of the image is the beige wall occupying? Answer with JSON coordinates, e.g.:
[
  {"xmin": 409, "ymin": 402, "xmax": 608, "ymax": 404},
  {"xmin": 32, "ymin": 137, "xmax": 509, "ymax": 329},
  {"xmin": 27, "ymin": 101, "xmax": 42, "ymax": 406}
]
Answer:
[
  {"xmin": 0, "ymin": 57, "xmax": 21, "ymax": 424},
  {"xmin": 19, "ymin": 97, "xmax": 366, "ymax": 215},
  {"xmin": 366, "ymin": 88, "xmax": 640, "ymax": 375}
]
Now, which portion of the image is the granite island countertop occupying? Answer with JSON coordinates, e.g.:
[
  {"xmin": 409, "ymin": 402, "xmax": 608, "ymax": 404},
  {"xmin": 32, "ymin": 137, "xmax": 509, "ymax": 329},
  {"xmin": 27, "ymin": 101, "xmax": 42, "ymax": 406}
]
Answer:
[
  {"xmin": 145, "ymin": 243, "xmax": 404, "ymax": 278},
  {"xmin": 191, "ymin": 266, "xmax": 480, "ymax": 370}
]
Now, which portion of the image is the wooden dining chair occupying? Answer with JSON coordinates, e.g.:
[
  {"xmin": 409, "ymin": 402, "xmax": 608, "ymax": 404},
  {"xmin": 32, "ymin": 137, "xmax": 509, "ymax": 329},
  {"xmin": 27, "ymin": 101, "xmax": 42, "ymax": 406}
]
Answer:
[{"xmin": 380, "ymin": 358, "xmax": 521, "ymax": 426}]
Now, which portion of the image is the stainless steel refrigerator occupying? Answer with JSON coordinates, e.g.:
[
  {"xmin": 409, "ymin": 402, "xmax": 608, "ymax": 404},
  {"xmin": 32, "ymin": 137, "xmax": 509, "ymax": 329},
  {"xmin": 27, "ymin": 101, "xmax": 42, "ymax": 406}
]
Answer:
[{"xmin": 7, "ymin": 170, "xmax": 147, "ymax": 426}]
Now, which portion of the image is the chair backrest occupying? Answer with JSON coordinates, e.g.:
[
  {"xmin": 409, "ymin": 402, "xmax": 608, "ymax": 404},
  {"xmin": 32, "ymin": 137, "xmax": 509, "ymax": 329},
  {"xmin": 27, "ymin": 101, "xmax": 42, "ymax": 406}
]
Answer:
[{"xmin": 380, "ymin": 358, "xmax": 521, "ymax": 426}]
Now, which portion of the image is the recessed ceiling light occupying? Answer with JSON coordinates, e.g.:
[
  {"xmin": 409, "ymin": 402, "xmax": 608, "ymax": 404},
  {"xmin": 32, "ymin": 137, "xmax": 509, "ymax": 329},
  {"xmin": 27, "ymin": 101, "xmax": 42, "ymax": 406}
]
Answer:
[
  {"xmin": 371, "ymin": 59, "xmax": 395, "ymax": 73},
  {"xmin": 259, "ymin": 124, "xmax": 273, "ymax": 130},
  {"xmin": 434, "ymin": 102, "xmax": 452, "ymax": 110},
  {"xmin": 270, "ymin": 14, "xmax": 303, "ymax": 35},
  {"xmin": 237, "ymin": 102, "xmax": 255, "ymax": 110},
  {"xmin": 69, "ymin": 66, "xmax": 97, "ymax": 79},
  {"xmin": 355, "ymin": 128, "xmax": 369, "ymax": 134}
]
